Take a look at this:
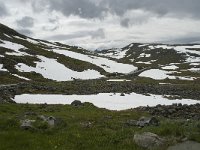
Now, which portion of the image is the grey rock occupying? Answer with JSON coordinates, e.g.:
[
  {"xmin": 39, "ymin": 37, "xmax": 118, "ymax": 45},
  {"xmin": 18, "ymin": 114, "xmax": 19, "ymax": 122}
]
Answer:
[
  {"xmin": 21, "ymin": 119, "xmax": 35, "ymax": 130},
  {"xmin": 38, "ymin": 115, "xmax": 56, "ymax": 127},
  {"xmin": 137, "ymin": 116, "xmax": 159, "ymax": 127},
  {"xmin": 134, "ymin": 132, "xmax": 165, "ymax": 149},
  {"xmin": 38, "ymin": 115, "xmax": 47, "ymax": 121},
  {"xmin": 24, "ymin": 111, "xmax": 37, "ymax": 116},
  {"xmin": 80, "ymin": 121, "xmax": 93, "ymax": 128},
  {"xmin": 120, "ymin": 93, "xmax": 125, "ymax": 96},
  {"xmin": 47, "ymin": 116, "xmax": 56, "ymax": 127},
  {"xmin": 71, "ymin": 100, "xmax": 83, "ymax": 107}
]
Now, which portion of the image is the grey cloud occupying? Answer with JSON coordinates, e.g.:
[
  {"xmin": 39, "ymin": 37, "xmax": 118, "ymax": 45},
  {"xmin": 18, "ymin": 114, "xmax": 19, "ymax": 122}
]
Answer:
[
  {"xmin": 46, "ymin": 28, "xmax": 105, "ymax": 41},
  {"xmin": 17, "ymin": 29, "xmax": 33, "ymax": 36},
  {"xmin": 101, "ymin": 0, "xmax": 200, "ymax": 18},
  {"xmin": 0, "ymin": 2, "xmax": 9, "ymax": 17},
  {"xmin": 31, "ymin": 0, "xmax": 49, "ymax": 12},
  {"xmin": 31, "ymin": 0, "xmax": 200, "ymax": 19},
  {"xmin": 49, "ymin": 18, "xmax": 58, "ymax": 23},
  {"xmin": 16, "ymin": 16, "xmax": 34, "ymax": 28},
  {"xmin": 166, "ymin": 33, "xmax": 200, "ymax": 44},
  {"xmin": 31, "ymin": 0, "xmax": 106, "ymax": 19},
  {"xmin": 91, "ymin": 28, "xmax": 105, "ymax": 39},
  {"xmin": 120, "ymin": 18, "xmax": 130, "ymax": 27},
  {"xmin": 42, "ymin": 26, "xmax": 59, "ymax": 31}
]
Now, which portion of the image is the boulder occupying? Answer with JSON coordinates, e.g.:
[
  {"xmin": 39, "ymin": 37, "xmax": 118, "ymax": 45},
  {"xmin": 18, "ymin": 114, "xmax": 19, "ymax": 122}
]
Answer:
[
  {"xmin": 137, "ymin": 116, "xmax": 159, "ymax": 127},
  {"xmin": 134, "ymin": 132, "xmax": 165, "ymax": 149},
  {"xmin": 120, "ymin": 93, "xmax": 125, "ymax": 96},
  {"xmin": 20, "ymin": 119, "xmax": 35, "ymax": 130},
  {"xmin": 38, "ymin": 115, "xmax": 56, "ymax": 127},
  {"xmin": 47, "ymin": 116, "xmax": 56, "ymax": 127},
  {"xmin": 80, "ymin": 121, "xmax": 93, "ymax": 128},
  {"xmin": 71, "ymin": 100, "xmax": 83, "ymax": 107}
]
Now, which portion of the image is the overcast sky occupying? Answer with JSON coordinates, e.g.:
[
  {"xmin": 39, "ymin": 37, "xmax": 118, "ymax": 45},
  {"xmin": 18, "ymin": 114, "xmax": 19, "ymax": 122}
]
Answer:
[{"xmin": 0, "ymin": 0, "xmax": 200, "ymax": 50}]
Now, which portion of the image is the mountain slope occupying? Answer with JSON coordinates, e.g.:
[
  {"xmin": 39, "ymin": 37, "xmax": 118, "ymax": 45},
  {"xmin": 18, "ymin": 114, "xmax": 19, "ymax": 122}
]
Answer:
[
  {"xmin": 98, "ymin": 43, "xmax": 200, "ymax": 81},
  {"xmin": 0, "ymin": 23, "xmax": 200, "ymax": 103},
  {"xmin": 0, "ymin": 23, "xmax": 137, "ymax": 83}
]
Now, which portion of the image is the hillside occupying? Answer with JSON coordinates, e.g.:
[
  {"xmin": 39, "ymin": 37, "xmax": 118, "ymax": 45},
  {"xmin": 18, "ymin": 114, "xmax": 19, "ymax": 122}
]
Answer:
[
  {"xmin": 98, "ymin": 43, "xmax": 200, "ymax": 81},
  {"xmin": 0, "ymin": 23, "xmax": 137, "ymax": 83},
  {"xmin": 0, "ymin": 23, "xmax": 200, "ymax": 103}
]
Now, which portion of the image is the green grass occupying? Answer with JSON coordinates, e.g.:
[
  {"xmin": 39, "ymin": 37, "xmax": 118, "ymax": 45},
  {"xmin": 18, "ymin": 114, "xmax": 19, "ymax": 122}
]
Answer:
[{"xmin": 0, "ymin": 104, "xmax": 200, "ymax": 150}]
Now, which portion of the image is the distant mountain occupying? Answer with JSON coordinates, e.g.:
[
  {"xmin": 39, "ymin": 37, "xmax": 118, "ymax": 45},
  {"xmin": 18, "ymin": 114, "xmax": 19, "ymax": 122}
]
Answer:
[{"xmin": 97, "ymin": 43, "xmax": 200, "ymax": 81}]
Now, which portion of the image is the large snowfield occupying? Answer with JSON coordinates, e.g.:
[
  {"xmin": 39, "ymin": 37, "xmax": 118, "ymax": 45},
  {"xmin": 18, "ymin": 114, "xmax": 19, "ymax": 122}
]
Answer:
[{"xmin": 14, "ymin": 93, "xmax": 200, "ymax": 111}]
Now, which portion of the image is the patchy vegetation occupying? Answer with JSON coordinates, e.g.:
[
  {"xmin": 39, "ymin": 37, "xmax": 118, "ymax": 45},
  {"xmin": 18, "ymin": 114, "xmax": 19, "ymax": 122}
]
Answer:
[{"xmin": 0, "ymin": 103, "xmax": 200, "ymax": 150}]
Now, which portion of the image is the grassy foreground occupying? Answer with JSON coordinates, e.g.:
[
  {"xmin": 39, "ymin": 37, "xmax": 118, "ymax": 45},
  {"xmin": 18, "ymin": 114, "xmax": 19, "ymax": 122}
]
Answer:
[{"xmin": 0, "ymin": 103, "xmax": 200, "ymax": 150}]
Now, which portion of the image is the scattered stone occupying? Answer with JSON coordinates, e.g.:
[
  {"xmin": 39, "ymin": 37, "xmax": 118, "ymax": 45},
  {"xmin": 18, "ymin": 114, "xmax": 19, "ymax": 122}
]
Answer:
[
  {"xmin": 20, "ymin": 119, "xmax": 35, "ymax": 130},
  {"xmin": 167, "ymin": 141, "xmax": 200, "ymax": 150},
  {"xmin": 125, "ymin": 117, "xmax": 159, "ymax": 127},
  {"xmin": 134, "ymin": 132, "xmax": 165, "ymax": 149},
  {"xmin": 136, "ymin": 104, "xmax": 200, "ymax": 120},
  {"xmin": 80, "ymin": 121, "xmax": 93, "ymax": 128},
  {"xmin": 71, "ymin": 100, "xmax": 83, "ymax": 107},
  {"xmin": 38, "ymin": 115, "xmax": 56, "ymax": 127},
  {"xmin": 47, "ymin": 116, "xmax": 56, "ymax": 127},
  {"xmin": 24, "ymin": 111, "xmax": 37, "ymax": 116},
  {"xmin": 137, "ymin": 116, "xmax": 159, "ymax": 127},
  {"xmin": 38, "ymin": 115, "xmax": 47, "ymax": 121},
  {"xmin": 120, "ymin": 93, "xmax": 125, "ymax": 96}
]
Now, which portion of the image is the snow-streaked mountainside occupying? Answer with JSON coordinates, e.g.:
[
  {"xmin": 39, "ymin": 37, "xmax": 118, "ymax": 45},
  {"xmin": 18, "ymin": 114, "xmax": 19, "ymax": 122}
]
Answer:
[
  {"xmin": 98, "ymin": 43, "xmax": 200, "ymax": 81},
  {"xmin": 0, "ymin": 23, "xmax": 137, "ymax": 82},
  {"xmin": 0, "ymin": 23, "xmax": 200, "ymax": 83}
]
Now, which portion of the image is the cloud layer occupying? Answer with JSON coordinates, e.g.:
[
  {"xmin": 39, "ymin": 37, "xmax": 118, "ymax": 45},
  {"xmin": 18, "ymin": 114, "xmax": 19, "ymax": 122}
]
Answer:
[{"xmin": 0, "ymin": 0, "xmax": 200, "ymax": 49}]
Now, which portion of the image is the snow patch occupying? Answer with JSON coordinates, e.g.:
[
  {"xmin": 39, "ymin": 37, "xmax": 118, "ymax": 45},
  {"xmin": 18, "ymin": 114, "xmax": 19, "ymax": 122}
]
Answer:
[
  {"xmin": 15, "ymin": 55, "xmax": 104, "ymax": 81},
  {"xmin": 139, "ymin": 69, "xmax": 196, "ymax": 80},
  {"xmin": 12, "ymin": 74, "xmax": 30, "ymax": 81},
  {"xmin": 161, "ymin": 65, "xmax": 179, "ymax": 70},
  {"xmin": 0, "ymin": 64, "xmax": 7, "ymax": 71},
  {"xmin": 13, "ymin": 93, "xmax": 200, "ymax": 111},
  {"xmin": 0, "ymin": 40, "xmax": 30, "ymax": 56},
  {"xmin": 138, "ymin": 53, "xmax": 151, "ymax": 58},
  {"xmin": 107, "ymin": 79, "xmax": 131, "ymax": 82},
  {"xmin": 136, "ymin": 61, "xmax": 152, "ymax": 65},
  {"xmin": 53, "ymin": 49, "xmax": 137, "ymax": 74},
  {"xmin": 188, "ymin": 68, "xmax": 200, "ymax": 72}
]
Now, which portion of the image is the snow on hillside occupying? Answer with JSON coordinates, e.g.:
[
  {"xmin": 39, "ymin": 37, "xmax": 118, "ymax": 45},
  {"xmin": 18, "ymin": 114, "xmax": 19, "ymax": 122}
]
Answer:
[
  {"xmin": 148, "ymin": 44, "xmax": 200, "ymax": 63},
  {"xmin": 100, "ymin": 44, "xmax": 200, "ymax": 65},
  {"xmin": 12, "ymin": 74, "xmax": 30, "ymax": 81},
  {"xmin": 161, "ymin": 65, "xmax": 179, "ymax": 70},
  {"xmin": 0, "ymin": 40, "xmax": 30, "ymax": 56},
  {"xmin": 0, "ymin": 64, "xmax": 7, "ymax": 71},
  {"xmin": 139, "ymin": 69, "xmax": 196, "ymax": 80},
  {"xmin": 14, "ymin": 93, "xmax": 200, "ymax": 110},
  {"xmin": 98, "ymin": 48, "xmax": 129, "ymax": 59},
  {"xmin": 15, "ymin": 56, "xmax": 104, "ymax": 81},
  {"xmin": 52, "ymin": 49, "xmax": 137, "ymax": 74},
  {"xmin": 188, "ymin": 68, "xmax": 200, "ymax": 72}
]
